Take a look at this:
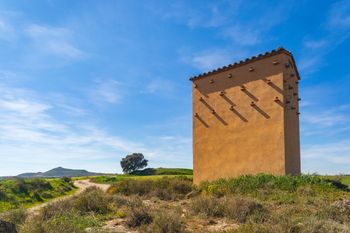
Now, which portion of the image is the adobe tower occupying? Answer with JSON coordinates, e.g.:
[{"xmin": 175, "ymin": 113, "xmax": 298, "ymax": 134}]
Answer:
[{"xmin": 190, "ymin": 48, "xmax": 301, "ymax": 184}]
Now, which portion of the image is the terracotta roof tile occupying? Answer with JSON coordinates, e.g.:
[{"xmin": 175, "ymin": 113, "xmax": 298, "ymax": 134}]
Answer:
[{"xmin": 189, "ymin": 47, "xmax": 300, "ymax": 81}]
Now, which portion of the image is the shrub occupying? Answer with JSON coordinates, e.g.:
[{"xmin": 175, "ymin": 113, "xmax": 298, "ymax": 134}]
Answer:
[
  {"xmin": 29, "ymin": 179, "xmax": 53, "ymax": 191},
  {"xmin": 191, "ymin": 195, "xmax": 267, "ymax": 223},
  {"xmin": 200, "ymin": 174, "xmax": 344, "ymax": 198},
  {"xmin": 190, "ymin": 195, "xmax": 224, "ymax": 217},
  {"xmin": 74, "ymin": 186, "xmax": 112, "ymax": 214},
  {"xmin": 40, "ymin": 199, "xmax": 74, "ymax": 221},
  {"xmin": 20, "ymin": 210, "xmax": 102, "ymax": 233},
  {"xmin": 61, "ymin": 177, "xmax": 72, "ymax": 183},
  {"xmin": 32, "ymin": 191, "xmax": 43, "ymax": 201},
  {"xmin": 0, "ymin": 188, "xmax": 8, "ymax": 201},
  {"xmin": 11, "ymin": 179, "xmax": 28, "ymax": 195},
  {"xmin": 107, "ymin": 177, "xmax": 193, "ymax": 200},
  {"xmin": 221, "ymin": 196, "xmax": 267, "ymax": 223},
  {"xmin": 1, "ymin": 207, "xmax": 27, "ymax": 225},
  {"xmin": 112, "ymin": 194, "xmax": 129, "ymax": 207},
  {"xmin": 126, "ymin": 204, "xmax": 153, "ymax": 228},
  {"xmin": 147, "ymin": 209, "xmax": 185, "ymax": 233},
  {"xmin": 322, "ymin": 201, "xmax": 350, "ymax": 224},
  {"xmin": 298, "ymin": 217, "xmax": 350, "ymax": 233}
]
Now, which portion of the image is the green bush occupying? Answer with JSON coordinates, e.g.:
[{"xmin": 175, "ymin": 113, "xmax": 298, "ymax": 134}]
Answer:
[
  {"xmin": 200, "ymin": 174, "xmax": 344, "ymax": 197},
  {"xmin": 0, "ymin": 188, "xmax": 8, "ymax": 201},
  {"xmin": 11, "ymin": 179, "xmax": 28, "ymax": 195},
  {"xmin": 61, "ymin": 177, "xmax": 72, "ymax": 183}
]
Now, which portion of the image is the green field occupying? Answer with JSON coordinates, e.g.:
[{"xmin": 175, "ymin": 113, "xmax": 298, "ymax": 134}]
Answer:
[
  {"xmin": 0, "ymin": 177, "xmax": 76, "ymax": 212},
  {"xmin": 91, "ymin": 167, "xmax": 193, "ymax": 184},
  {"xmin": 341, "ymin": 176, "xmax": 350, "ymax": 187},
  {"xmin": 91, "ymin": 174, "xmax": 193, "ymax": 184},
  {"xmin": 130, "ymin": 167, "xmax": 193, "ymax": 176}
]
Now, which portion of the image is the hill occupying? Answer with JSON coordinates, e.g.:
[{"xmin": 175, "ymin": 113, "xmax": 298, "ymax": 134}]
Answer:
[{"xmin": 17, "ymin": 167, "xmax": 102, "ymax": 178}]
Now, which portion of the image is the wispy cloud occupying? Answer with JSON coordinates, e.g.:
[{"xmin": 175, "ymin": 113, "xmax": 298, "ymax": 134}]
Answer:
[
  {"xmin": 301, "ymin": 104, "xmax": 350, "ymax": 136},
  {"xmin": 0, "ymin": 81, "xmax": 191, "ymax": 175},
  {"xmin": 0, "ymin": 18, "xmax": 15, "ymax": 41},
  {"xmin": 180, "ymin": 48, "xmax": 244, "ymax": 71},
  {"xmin": 299, "ymin": 0, "xmax": 350, "ymax": 76},
  {"xmin": 89, "ymin": 79, "xmax": 123, "ymax": 104},
  {"xmin": 327, "ymin": 0, "xmax": 350, "ymax": 30},
  {"xmin": 222, "ymin": 26, "xmax": 260, "ymax": 46},
  {"xmin": 160, "ymin": 1, "xmax": 241, "ymax": 28},
  {"xmin": 25, "ymin": 24, "xmax": 86, "ymax": 59},
  {"xmin": 303, "ymin": 39, "xmax": 328, "ymax": 49},
  {"xmin": 143, "ymin": 78, "xmax": 176, "ymax": 96},
  {"xmin": 302, "ymin": 140, "xmax": 350, "ymax": 174}
]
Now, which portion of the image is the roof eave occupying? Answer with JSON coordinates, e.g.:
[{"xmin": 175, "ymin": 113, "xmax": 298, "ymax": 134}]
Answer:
[{"xmin": 189, "ymin": 47, "xmax": 300, "ymax": 81}]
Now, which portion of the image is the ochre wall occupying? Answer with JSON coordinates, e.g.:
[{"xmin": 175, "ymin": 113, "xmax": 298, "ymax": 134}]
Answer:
[{"xmin": 192, "ymin": 52, "xmax": 300, "ymax": 184}]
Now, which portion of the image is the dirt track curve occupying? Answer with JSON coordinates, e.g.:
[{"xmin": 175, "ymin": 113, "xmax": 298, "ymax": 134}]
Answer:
[{"xmin": 28, "ymin": 179, "xmax": 111, "ymax": 215}]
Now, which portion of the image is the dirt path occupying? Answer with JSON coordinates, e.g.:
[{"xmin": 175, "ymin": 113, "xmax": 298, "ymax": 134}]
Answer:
[{"xmin": 28, "ymin": 179, "xmax": 110, "ymax": 215}]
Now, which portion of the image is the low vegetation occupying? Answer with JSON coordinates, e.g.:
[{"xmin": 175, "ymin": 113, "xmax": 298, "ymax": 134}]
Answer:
[
  {"xmin": 91, "ymin": 167, "xmax": 193, "ymax": 184},
  {"xmin": 131, "ymin": 168, "xmax": 193, "ymax": 176},
  {"xmin": 341, "ymin": 175, "xmax": 350, "ymax": 187},
  {"xmin": 0, "ymin": 177, "xmax": 75, "ymax": 212},
  {"xmin": 1, "ymin": 174, "xmax": 349, "ymax": 232},
  {"xmin": 107, "ymin": 176, "xmax": 193, "ymax": 200}
]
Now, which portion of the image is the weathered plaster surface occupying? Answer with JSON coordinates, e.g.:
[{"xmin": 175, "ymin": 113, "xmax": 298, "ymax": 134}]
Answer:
[{"xmin": 192, "ymin": 52, "xmax": 300, "ymax": 184}]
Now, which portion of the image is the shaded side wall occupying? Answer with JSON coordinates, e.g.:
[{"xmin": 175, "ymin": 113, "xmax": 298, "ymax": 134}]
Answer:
[
  {"xmin": 283, "ymin": 55, "xmax": 301, "ymax": 175},
  {"xmin": 193, "ymin": 54, "xmax": 289, "ymax": 184}
]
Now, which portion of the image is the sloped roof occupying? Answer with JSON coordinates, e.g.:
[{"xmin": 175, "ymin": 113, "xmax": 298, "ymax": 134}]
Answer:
[{"xmin": 189, "ymin": 47, "xmax": 300, "ymax": 81}]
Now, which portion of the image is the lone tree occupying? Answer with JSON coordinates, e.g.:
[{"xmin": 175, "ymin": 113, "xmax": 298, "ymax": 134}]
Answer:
[{"xmin": 120, "ymin": 153, "xmax": 148, "ymax": 174}]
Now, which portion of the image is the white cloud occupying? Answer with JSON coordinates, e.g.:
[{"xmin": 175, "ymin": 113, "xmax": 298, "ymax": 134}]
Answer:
[
  {"xmin": 25, "ymin": 24, "xmax": 85, "ymax": 59},
  {"xmin": 160, "ymin": 1, "xmax": 241, "ymax": 28},
  {"xmin": 181, "ymin": 49, "xmax": 235, "ymax": 71},
  {"xmin": 0, "ymin": 82, "xmax": 191, "ymax": 175},
  {"xmin": 142, "ymin": 78, "xmax": 176, "ymax": 95},
  {"xmin": 303, "ymin": 140, "xmax": 350, "ymax": 159},
  {"xmin": 0, "ymin": 18, "xmax": 15, "ymax": 41},
  {"xmin": 303, "ymin": 39, "xmax": 328, "ymax": 49},
  {"xmin": 299, "ymin": 1, "xmax": 350, "ymax": 75},
  {"xmin": 89, "ymin": 79, "xmax": 123, "ymax": 104},
  {"xmin": 302, "ymin": 104, "xmax": 350, "ymax": 127},
  {"xmin": 222, "ymin": 26, "xmax": 260, "ymax": 46},
  {"xmin": 301, "ymin": 104, "xmax": 350, "ymax": 137},
  {"xmin": 297, "ymin": 56, "xmax": 322, "ymax": 76},
  {"xmin": 302, "ymin": 139, "xmax": 350, "ymax": 174},
  {"xmin": 328, "ymin": 0, "xmax": 350, "ymax": 29}
]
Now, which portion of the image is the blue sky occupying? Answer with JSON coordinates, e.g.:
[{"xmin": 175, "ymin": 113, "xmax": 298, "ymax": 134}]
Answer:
[{"xmin": 0, "ymin": 0, "xmax": 349, "ymax": 175}]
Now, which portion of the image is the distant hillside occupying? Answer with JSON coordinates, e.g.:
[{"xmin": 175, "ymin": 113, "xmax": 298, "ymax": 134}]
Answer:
[
  {"xmin": 130, "ymin": 167, "xmax": 193, "ymax": 176},
  {"xmin": 17, "ymin": 167, "xmax": 102, "ymax": 178}
]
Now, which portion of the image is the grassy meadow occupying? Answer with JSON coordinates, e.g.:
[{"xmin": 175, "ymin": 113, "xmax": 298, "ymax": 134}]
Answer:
[
  {"xmin": 0, "ymin": 177, "xmax": 76, "ymax": 212},
  {"xmin": 341, "ymin": 176, "xmax": 350, "ymax": 187},
  {"xmin": 1, "ymin": 171, "xmax": 349, "ymax": 233},
  {"xmin": 91, "ymin": 167, "xmax": 193, "ymax": 184}
]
